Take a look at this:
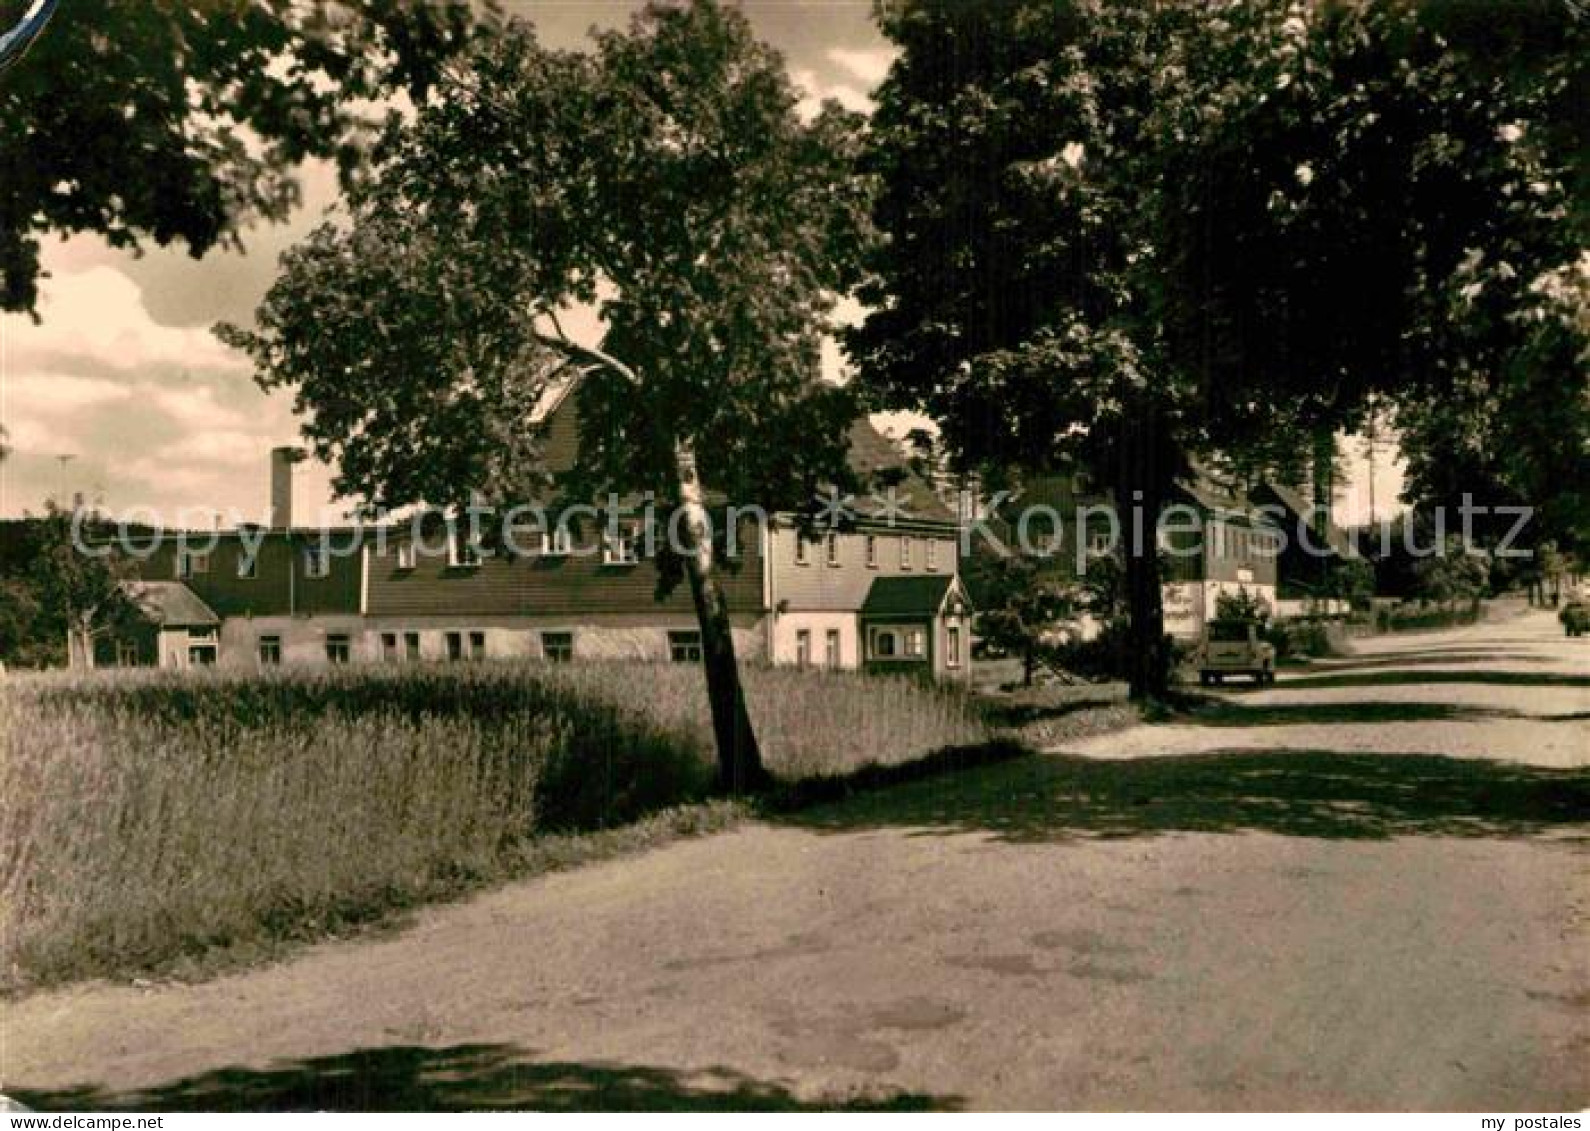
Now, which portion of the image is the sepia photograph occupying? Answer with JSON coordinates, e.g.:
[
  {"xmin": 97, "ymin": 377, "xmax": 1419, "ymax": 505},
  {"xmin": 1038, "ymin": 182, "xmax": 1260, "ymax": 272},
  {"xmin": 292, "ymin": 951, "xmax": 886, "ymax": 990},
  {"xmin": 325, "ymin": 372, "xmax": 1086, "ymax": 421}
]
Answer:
[{"xmin": 0, "ymin": 0, "xmax": 1585, "ymax": 1117}]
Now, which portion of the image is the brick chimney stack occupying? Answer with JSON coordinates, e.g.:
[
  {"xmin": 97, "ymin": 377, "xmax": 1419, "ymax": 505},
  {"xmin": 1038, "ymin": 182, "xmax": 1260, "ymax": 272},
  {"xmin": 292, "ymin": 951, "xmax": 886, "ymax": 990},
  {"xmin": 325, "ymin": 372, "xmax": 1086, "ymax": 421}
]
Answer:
[{"xmin": 269, "ymin": 446, "xmax": 302, "ymax": 529}]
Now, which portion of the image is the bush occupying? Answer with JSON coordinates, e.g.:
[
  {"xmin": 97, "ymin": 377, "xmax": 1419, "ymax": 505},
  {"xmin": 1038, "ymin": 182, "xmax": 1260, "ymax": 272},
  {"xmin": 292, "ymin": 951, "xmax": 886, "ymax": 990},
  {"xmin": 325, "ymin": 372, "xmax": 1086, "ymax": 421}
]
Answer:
[
  {"xmin": 1, "ymin": 662, "xmax": 991, "ymax": 989},
  {"xmin": 1262, "ymin": 618, "xmax": 1337, "ymax": 660}
]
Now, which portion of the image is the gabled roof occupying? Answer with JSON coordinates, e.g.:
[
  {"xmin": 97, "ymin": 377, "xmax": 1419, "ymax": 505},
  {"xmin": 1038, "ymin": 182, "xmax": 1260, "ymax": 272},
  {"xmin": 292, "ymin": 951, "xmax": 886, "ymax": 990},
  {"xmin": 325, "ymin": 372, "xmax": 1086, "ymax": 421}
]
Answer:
[
  {"xmin": 122, "ymin": 581, "xmax": 219, "ymax": 627},
  {"xmin": 1250, "ymin": 480, "xmax": 1355, "ymax": 557},
  {"xmin": 532, "ymin": 361, "xmax": 958, "ymax": 526},
  {"xmin": 860, "ymin": 574, "xmax": 968, "ymax": 618},
  {"xmin": 845, "ymin": 419, "xmax": 959, "ymax": 525}
]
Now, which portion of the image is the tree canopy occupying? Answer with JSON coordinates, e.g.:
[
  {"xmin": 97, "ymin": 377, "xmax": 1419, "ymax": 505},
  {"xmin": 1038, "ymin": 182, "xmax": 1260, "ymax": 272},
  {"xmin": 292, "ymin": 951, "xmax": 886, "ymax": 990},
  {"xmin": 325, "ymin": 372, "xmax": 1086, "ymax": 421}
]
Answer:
[
  {"xmin": 222, "ymin": 1, "xmax": 873, "ymax": 790},
  {"xmin": 1, "ymin": 0, "xmax": 489, "ymax": 315},
  {"xmin": 849, "ymin": 0, "xmax": 1587, "ymax": 695}
]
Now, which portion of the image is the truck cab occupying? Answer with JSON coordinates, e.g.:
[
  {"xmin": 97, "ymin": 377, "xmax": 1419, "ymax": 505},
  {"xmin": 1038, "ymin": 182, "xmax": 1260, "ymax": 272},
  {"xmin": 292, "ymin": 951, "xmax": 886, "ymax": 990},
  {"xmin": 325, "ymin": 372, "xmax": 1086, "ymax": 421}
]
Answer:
[{"xmin": 1199, "ymin": 618, "xmax": 1276, "ymax": 685}]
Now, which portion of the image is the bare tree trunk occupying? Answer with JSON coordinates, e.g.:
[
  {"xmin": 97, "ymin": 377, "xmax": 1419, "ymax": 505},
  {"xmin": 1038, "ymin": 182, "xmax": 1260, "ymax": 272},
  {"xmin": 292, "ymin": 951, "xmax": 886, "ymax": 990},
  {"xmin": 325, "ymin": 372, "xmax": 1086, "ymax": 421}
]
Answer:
[
  {"xmin": 672, "ymin": 439, "xmax": 770, "ymax": 794},
  {"xmin": 1115, "ymin": 409, "xmax": 1171, "ymax": 702}
]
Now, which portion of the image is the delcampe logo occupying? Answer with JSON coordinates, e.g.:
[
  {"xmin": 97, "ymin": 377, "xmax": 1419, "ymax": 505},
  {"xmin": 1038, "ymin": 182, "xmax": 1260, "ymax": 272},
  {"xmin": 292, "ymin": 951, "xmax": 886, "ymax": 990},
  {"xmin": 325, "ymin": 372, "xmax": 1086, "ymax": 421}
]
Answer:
[{"xmin": 0, "ymin": 0, "xmax": 61, "ymax": 76}]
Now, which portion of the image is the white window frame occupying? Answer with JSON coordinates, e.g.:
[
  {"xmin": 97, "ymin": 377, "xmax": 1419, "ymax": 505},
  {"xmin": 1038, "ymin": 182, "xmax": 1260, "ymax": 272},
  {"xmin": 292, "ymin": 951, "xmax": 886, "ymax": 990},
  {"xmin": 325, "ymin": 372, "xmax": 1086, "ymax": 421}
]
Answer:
[
  {"xmin": 669, "ymin": 630, "xmax": 703, "ymax": 663},
  {"xmin": 865, "ymin": 534, "xmax": 878, "ymax": 569},
  {"xmin": 795, "ymin": 628, "xmax": 812, "ymax": 666},
  {"xmin": 541, "ymin": 630, "xmax": 575, "ymax": 662},
  {"xmin": 825, "ymin": 532, "xmax": 840, "ymax": 567},
  {"xmin": 257, "ymin": 634, "xmax": 282, "ymax": 665},
  {"xmin": 900, "ymin": 537, "xmax": 914, "ymax": 570},
  {"xmin": 925, "ymin": 539, "xmax": 938, "ymax": 571},
  {"xmin": 946, "ymin": 626, "xmax": 962, "ymax": 669},
  {"xmin": 825, "ymin": 628, "xmax": 841, "ymax": 668},
  {"xmin": 904, "ymin": 627, "xmax": 927, "ymax": 658},
  {"xmin": 395, "ymin": 542, "xmax": 416, "ymax": 570},
  {"xmin": 324, "ymin": 633, "xmax": 351, "ymax": 664},
  {"xmin": 794, "ymin": 534, "xmax": 811, "ymax": 567}
]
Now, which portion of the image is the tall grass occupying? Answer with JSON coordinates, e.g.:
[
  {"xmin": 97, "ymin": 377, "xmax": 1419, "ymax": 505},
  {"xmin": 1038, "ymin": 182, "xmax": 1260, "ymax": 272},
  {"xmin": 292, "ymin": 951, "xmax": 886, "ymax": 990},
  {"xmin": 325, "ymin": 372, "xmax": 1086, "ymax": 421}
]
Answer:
[{"xmin": 1, "ymin": 662, "xmax": 989, "ymax": 989}]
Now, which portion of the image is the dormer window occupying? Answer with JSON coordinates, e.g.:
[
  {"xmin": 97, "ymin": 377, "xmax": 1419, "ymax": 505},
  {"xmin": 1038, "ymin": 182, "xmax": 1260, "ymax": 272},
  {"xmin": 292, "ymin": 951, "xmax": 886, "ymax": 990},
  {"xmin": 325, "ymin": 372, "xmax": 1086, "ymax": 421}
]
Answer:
[
  {"xmin": 794, "ymin": 534, "xmax": 811, "ymax": 566},
  {"xmin": 541, "ymin": 526, "xmax": 572, "ymax": 557},
  {"xmin": 302, "ymin": 545, "xmax": 330, "ymax": 579},
  {"xmin": 603, "ymin": 522, "xmax": 640, "ymax": 566},
  {"xmin": 447, "ymin": 527, "xmax": 482, "ymax": 568}
]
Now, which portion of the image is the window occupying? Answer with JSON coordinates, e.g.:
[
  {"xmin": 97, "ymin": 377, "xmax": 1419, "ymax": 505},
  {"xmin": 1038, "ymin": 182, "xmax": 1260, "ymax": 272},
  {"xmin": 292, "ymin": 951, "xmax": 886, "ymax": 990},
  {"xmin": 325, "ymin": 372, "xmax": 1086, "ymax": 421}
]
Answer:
[
  {"xmin": 946, "ymin": 626, "xmax": 962, "ymax": 669},
  {"xmin": 116, "ymin": 641, "xmax": 139, "ymax": 667},
  {"xmin": 541, "ymin": 526, "xmax": 572, "ymax": 557},
  {"xmin": 404, "ymin": 631, "xmax": 422, "ymax": 661},
  {"xmin": 237, "ymin": 553, "xmax": 257, "ymax": 579},
  {"xmin": 925, "ymin": 539, "xmax": 938, "ymax": 571},
  {"xmin": 900, "ymin": 537, "xmax": 914, "ymax": 570},
  {"xmin": 257, "ymin": 635, "xmax": 281, "ymax": 665},
  {"xmin": 468, "ymin": 631, "xmax": 487, "ymax": 661},
  {"xmin": 872, "ymin": 629, "xmax": 897, "ymax": 658},
  {"xmin": 541, "ymin": 631, "xmax": 574, "ymax": 663},
  {"xmin": 175, "ymin": 551, "xmax": 208, "ymax": 579},
  {"xmin": 325, "ymin": 633, "xmax": 350, "ymax": 664},
  {"xmin": 825, "ymin": 532, "xmax": 840, "ymax": 567},
  {"xmin": 303, "ymin": 544, "xmax": 330, "ymax": 579},
  {"xmin": 865, "ymin": 535, "xmax": 878, "ymax": 569},
  {"xmin": 794, "ymin": 535, "xmax": 811, "ymax": 566},
  {"xmin": 395, "ymin": 543, "xmax": 416, "ymax": 570},
  {"xmin": 669, "ymin": 630, "xmax": 703, "ymax": 663},
  {"xmin": 447, "ymin": 527, "xmax": 482, "ymax": 568},
  {"xmin": 825, "ymin": 629, "xmax": 841, "ymax": 668},
  {"xmin": 381, "ymin": 632, "xmax": 400, "ymax": 662},
  {"xmin": 795, "ymin": 629, "xmax": 812, "ymax": 666},
  {"xmin": 445, "ymin": 631, "xmax": 464, "ymax": 662},
  {"xmin": 603, "ymin": 523, "xmax": 640, "ymax": 565},
  {"xmin": 188, "ymin": 643, "xmax": 217, "ymax": 666},
  {"xmin": 904, "ymin": 628, "xmax": 927, "ymax": 658}
]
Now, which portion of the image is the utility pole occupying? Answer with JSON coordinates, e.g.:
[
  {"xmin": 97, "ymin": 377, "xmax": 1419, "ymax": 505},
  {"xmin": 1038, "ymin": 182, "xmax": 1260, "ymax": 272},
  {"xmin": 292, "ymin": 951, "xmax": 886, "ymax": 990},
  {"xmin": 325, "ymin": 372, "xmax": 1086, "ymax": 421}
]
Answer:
[{"xmin": 53, "ymin": 452, "xmax": 77, "ymax": 507}]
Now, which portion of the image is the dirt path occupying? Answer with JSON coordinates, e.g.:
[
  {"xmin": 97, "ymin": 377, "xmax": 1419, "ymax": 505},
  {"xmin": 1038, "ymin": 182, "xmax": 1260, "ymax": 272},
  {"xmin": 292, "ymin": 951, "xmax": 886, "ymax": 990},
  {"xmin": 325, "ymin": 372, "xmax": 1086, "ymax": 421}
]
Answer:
[{"xmin": 5, "ymin": 611, "xmax": 1587, "ymax": 1111}]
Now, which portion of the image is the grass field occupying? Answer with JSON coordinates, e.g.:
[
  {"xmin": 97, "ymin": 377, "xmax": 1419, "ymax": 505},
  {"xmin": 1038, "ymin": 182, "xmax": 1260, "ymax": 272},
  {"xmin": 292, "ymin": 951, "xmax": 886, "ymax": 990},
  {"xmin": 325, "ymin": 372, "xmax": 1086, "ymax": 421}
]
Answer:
[{"xmin": 0, "ymin": 662, "xmax": 994, "ymax": 991}]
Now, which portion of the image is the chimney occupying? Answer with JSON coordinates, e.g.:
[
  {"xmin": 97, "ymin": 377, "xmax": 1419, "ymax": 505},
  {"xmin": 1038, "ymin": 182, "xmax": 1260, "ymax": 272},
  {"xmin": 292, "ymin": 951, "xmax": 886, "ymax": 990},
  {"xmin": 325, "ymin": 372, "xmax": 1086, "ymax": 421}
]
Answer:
[{"xmin": 269, "ymin": 446, "xmax": 301, "ymax": 529}]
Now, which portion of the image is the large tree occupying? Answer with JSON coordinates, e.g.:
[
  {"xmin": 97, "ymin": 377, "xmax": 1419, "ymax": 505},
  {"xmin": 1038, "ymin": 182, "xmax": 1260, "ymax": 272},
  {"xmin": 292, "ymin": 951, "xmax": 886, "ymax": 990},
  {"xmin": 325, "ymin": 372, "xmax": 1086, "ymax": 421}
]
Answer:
[
  {"xmin": 851, "ymin": 0, "xmax": 1586, "ymax": 698},
  {"xmin": 222, "ymin": 2, "xmax": 870, "ymax": 792},
  {"xmin": 1, "ymin": 0, "xmax": 488, "ymax": 315}
]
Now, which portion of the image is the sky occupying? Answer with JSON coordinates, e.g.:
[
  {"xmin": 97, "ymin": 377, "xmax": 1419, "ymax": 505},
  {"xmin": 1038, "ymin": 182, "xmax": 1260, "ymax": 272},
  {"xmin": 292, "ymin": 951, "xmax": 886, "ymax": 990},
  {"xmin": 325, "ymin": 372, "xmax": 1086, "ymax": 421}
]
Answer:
[{"xmin": 0, "ymin": 0, "xmax": 1403, "ymax": 526}]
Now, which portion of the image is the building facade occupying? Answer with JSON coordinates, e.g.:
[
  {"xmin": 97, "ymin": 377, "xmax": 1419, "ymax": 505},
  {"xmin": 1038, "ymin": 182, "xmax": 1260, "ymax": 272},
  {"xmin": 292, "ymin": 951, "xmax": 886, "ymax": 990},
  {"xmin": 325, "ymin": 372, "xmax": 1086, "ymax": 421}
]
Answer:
[{"xmin": 107, "ymin": 392, "xmax": 973, "ymax": 681}]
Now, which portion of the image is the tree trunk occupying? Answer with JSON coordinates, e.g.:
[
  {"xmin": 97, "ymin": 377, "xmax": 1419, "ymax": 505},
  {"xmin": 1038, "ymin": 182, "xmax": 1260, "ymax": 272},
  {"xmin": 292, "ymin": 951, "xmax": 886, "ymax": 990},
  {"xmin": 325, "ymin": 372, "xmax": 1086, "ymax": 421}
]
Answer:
[
  {"xmin": 1115, "ymin": 408, "xmax": 1171, "ymax": 702},
  {"xmin": 672, "ymin": 439, "xmax": 770, "ymax": 794},
  {"xmin": 1022, "ymin": 647, "xmax": 1035, "ymax": 688}
]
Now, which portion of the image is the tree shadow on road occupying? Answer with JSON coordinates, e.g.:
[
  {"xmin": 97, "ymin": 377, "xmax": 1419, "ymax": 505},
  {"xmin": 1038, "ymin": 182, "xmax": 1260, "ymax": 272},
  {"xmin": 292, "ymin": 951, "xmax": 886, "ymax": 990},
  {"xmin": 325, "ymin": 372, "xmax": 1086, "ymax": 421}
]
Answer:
[
  {"xmin": 1300, "ymin": 652, "xmax": 1551, "ymax": 673},
  {"xmin": 1280, "ymin": 670, "xmax": 1590, "ymax": 691},
  {"xmin": 1186, "ymin": 701, "xmax": 1533, "ymax": 727},
  {"xmin": 780, "ymin": 748, "xmax": 1590, "ymax": 843},
  {"xmin": 11, "ymin": 1044, "xmax": 953, "ymax": 1112}
]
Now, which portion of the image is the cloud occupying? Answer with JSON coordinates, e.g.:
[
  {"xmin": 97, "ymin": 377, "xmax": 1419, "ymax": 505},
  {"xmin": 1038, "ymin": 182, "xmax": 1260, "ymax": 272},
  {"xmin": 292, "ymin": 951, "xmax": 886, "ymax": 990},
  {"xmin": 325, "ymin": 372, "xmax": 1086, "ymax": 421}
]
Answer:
[
  {"xmin": 827, "ymin": 46, "xmax": 896, "ymax": 87},
  {"xmin": 3, "ymin": 371, "xmax": 132, "ymax": 414},
  {"xmin": 7, "ymin": 265, "xmax": 249, "ymax": 375},
  {"xmin": 791, "ymin": 66, "xmax": 873, "ymax": 120}
]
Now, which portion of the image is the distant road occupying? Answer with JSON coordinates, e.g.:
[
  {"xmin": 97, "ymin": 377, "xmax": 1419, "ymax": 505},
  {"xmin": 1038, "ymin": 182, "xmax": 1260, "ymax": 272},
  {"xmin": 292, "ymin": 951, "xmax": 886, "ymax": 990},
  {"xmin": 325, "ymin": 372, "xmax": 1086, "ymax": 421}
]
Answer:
[{"xmin": 8, "ymin": 611, "xmax": 1587, "ymax": 1111}]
